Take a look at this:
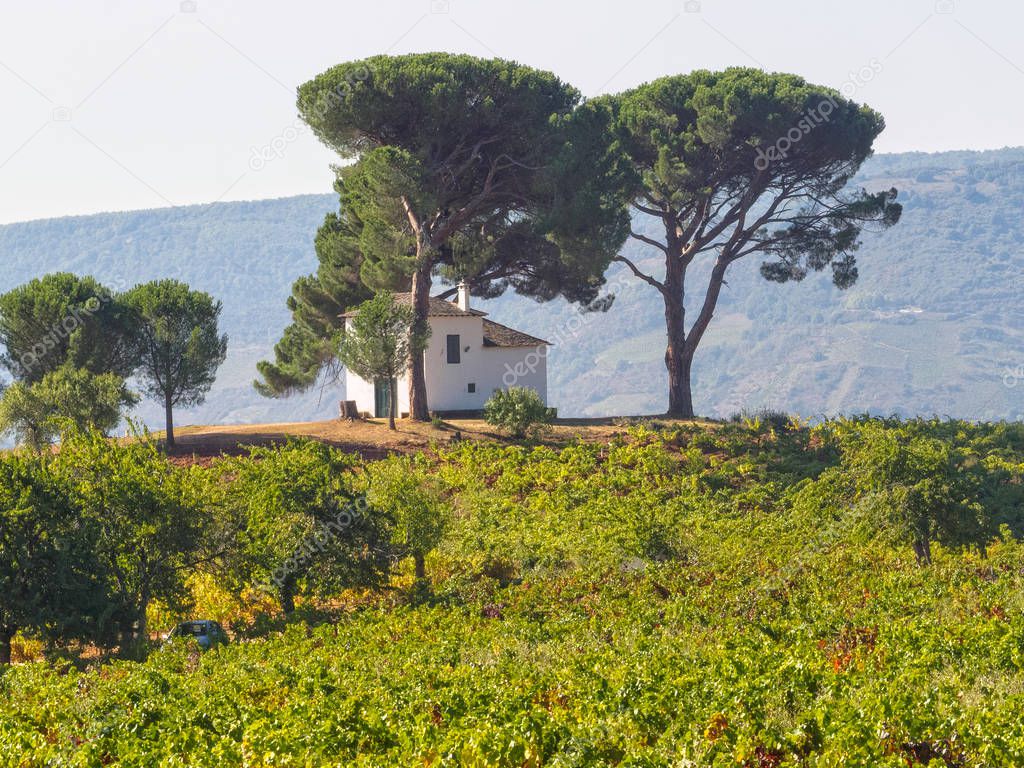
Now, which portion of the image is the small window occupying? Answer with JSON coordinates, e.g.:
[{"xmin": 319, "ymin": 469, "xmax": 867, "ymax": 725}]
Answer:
[
  {"xmin": 446, "ymin": 334, "xmax": 461, "ymax": 364},
  {"xmin": 467, "ymin": 382, "xmax": 476, "ymax": 393}
]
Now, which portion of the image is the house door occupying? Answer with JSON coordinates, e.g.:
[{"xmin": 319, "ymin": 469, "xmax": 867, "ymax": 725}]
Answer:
[{"xmin": 373, "ymin": 378, "xmax": 392, "ymax": 418}]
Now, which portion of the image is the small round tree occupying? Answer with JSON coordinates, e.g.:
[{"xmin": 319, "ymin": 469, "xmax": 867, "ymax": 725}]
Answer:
[
  {"xmin": 365, "ymin": 456, "xmax": 447, "ymax": 584},
  {"xmin": 122, "ymin": 280, "xmax": 228, "ymax": 448},
  {"xmin": 338, "ymin": 291, "xmax": 429, "ymax": 430},
  {"xmin": 0, "ymin": 365, "xmax": 136, "ymax": 451}
]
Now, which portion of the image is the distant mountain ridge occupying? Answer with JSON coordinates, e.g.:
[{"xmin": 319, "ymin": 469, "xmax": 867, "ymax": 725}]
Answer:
[{"xmin": 1, "ymin": 148, "xmax": 1022, "ymax": 432}]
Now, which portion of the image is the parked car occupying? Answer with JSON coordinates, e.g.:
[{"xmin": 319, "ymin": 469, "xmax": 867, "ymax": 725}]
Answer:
[{"xmin": 165, "ymin": 620, "xmax": 229, "ymax": 650}]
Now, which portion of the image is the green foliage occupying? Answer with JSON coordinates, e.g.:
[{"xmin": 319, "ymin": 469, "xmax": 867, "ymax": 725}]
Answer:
[
  {"xmin": 365, "ymin": 456, "xmax": 448, "ymax": 581},
  {"xmin": 271, "ymin": 53, "xmax": 631, "ymax": 415},
  {"xmin": 48, "ymin": 428, "xmax": 207, "ymax": 650},
  {"xmin": 122, "ymin": 279, "xmax": 228, "ymax": 446},
  {"xmin": 602, "ymin": 68, "xmax": 902, "ymax": 415},
  {"xmin": 0, "ymin": 365, "xmax": 136, "ymax": 450},
  {"xmin": 254, "ymin": 201, "xmax": 378, "ymax": 397},
  {"xmin": 297, "ymin": 52, "xmax": 629, "ymax": 305},
  {"xmin": 0, "ymin": 272, "xmax": 134, "ymax": 384},
  {"xmin": 0, "ymin": 452, "xmax": 107, "ymax": 664},
  {"xmin": 609, "ymin": 67, "xmax": 901, "ymax": 287},
  {"xmin": 483, "ymin": 386, "xmax": 553, "ymax": 438},
  {"xmin": 338, "ymin": 291, "xmax": 428, "ymax": 428},
  {"xmin": 4, "ymin": 417, "xmax": 1024, "ymax": 764},
  {"xmin": 797, "ymin": 418, "xmax": 997, "ymax": 562},
  {"xmin": 215, "ymin": 440, "xmax": 388, "ymax": 614}
]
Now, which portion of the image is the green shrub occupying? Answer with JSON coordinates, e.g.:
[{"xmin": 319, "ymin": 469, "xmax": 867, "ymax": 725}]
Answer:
[
  {"xmin": 4, "ymin": 417, "xmax": 1024, "ymax": 766},
  {"xmin": 483, "ymin": 386, "xmax": 552, "ymax": 438}
]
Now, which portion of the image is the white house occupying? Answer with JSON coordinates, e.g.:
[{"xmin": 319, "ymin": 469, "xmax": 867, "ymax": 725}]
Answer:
[{"xmin": 342, "ymin": 284, "xmax": 550, "ymax": 418}]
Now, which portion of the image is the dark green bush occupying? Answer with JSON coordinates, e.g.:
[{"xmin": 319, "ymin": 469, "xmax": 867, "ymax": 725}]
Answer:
[{"xmin": 483, "ymin": 386, "xmax": 552, "ymax": 438}]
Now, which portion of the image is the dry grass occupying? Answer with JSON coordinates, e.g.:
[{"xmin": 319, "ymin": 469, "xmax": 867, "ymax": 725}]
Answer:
[{"xmin": 159, "ymin": 415, "xmax": 711, "ymax": 465}]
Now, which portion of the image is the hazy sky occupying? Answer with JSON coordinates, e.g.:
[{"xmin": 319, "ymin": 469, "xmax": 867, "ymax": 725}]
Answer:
[{"xmin": 1, "ymin": 0, "xmax": 1021, "ymax": 224}]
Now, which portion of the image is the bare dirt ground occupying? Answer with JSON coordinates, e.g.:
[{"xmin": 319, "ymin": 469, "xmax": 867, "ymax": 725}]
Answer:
[{"xmin": 163, "ymin": 415, "xmax": 708, "ymax": 464}]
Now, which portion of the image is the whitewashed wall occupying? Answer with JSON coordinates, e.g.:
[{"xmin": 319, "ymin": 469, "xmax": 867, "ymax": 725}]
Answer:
[{"xmin": 344, "ymin": 313, "xmax": 548, "ymax": 416}]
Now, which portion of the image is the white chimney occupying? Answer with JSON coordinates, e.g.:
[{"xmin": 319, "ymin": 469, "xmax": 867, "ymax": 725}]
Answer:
[{"xmin": 456, "ymin": 281, "xmax": 470, "ymax": 312}]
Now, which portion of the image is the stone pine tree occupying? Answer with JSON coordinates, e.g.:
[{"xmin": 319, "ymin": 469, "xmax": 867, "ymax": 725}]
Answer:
[
  {"xmin": 294, "ymin": 53, "xmax": 630, "ymax": 420},
  {"xmin": 255, "ymin": 198, "xmax": 378, "ymax": 396},
  {"xmin": 338, "ymin": 292, "xmax": 428, "ymax": 430},
  {"xmin": 0, "ymin": 272, "xmax": 134, "ymax": 384},
  {"xmin": 122, "ymin": 280, "xmax": 228, "ymax": 448},
  {"xmin": 603, "ymin": 68, "xmax": 902, "ymax": 417}
]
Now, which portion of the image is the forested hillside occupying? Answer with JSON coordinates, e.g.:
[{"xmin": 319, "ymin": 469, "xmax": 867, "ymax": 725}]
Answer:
[{"xmin": 1, "ymin": 148, "xmax": 1022, "ymax": 427}]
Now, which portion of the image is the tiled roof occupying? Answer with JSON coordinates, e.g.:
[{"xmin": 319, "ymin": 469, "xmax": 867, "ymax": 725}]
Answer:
[
  {"xmin": 341, "ymin": 293, "xmax": 486, "ymax": 318},
  {"xmin": 341, "ymin": 293, "xmax": 549, "ymax": 346},
  {"xmin": 482, "ymin": 319, "xmax": 551, "ymax": 348}
]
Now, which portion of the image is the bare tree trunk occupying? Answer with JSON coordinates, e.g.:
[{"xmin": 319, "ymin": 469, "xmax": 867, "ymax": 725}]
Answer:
[
  {"xmin": 672, "ymin": 259, "xmax": 730, "ymax": 419},
  {"xmin": 663, "ymin": 257, "xmax": 693, "ymax": 418},
  {"xmin": 408, "ymin": 257, "xmax": 432, "ymax": 422},
  {"xmin": 671, "ymin": 349, "xmax": 695, "ymax": 419},
  {"xmin": 913, "ymin": 537, "xmax": 932, "ymax": 565},
  {"xmin": 388, "ymin": 378, "xmax": 397, "ymax": 430},
  {"xmin": 413, "ymin": 551, "xmax": 426, "ymax": 581},
  {"xmin": 164, "ymin": 392, "xmax": 175, "ymax": 448},
  {"xmin": 0, "ymin": 626, "xmax": 13, "ymax": 666},
  {"xmin": 279, "ymin": 577, "xmax": 296, "ymax": 615}
]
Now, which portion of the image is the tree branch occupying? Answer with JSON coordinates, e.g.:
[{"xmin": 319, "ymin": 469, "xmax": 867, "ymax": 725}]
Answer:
[
  {"xmin": 612, "ymin": 255, "xmax": 665, "ymax": 293},
  {"xmin": 629, "ymin": 229, "xmax": 670, "ymax": 254}
]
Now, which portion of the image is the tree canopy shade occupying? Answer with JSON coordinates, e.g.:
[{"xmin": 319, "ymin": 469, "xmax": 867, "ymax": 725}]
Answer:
[
  {"xmin": 602, "ymin": 68, "xmax": 902, "ymax": 417},
  {"xmin": 292, "ymin": 53, "xmax": 631, "ymax": 419},
  {"xmin": 338, "ymin": 291, "xmax": 428, "ymax": 429},
  {"xmin": 123, "ymin": 280, "xmax": 228, "ymax": 448},
  {"xmin": 0, "ymin": 272, "xmax": 134, "ymax": 385}
]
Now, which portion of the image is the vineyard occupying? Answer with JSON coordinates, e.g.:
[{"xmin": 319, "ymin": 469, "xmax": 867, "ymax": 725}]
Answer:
[{"xmin": 2, "ymin": 416, "xmax": 1024, "ymax": 766}]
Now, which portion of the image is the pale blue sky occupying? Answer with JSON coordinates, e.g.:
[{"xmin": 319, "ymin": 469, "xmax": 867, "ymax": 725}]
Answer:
[{"xmin": 1, "ymin": 0, "xmax": 1021, "ymax": 224}]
